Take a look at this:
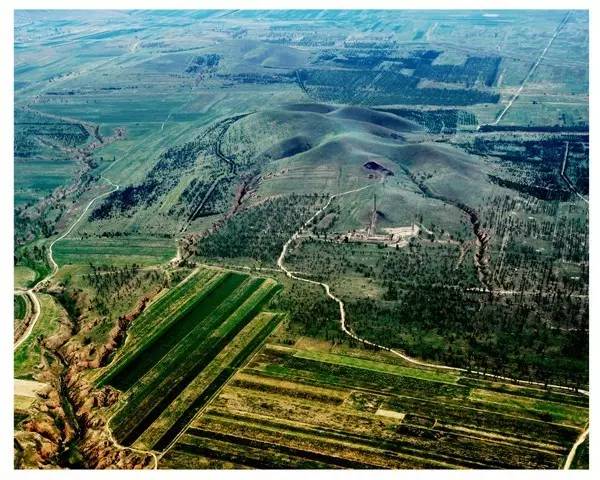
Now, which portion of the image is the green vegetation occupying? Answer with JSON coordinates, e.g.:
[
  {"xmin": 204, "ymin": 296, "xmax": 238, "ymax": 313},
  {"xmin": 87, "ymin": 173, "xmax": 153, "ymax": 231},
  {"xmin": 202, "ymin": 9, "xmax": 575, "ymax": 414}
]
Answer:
[
  {"xmin": 15, "ymin": 244, "xmax": 51, "ymax": 287},
  {"xmin": 14, "ymin": 107, "xmax": 87, "ymax": 207},
  {"xmin": 298, "ymin": 67, "xmax": 499, "ymax": 106},
  {"xmin": 293, "ymin": 349, "xmax": 461, "ymax": 385},
  {"xmin": 268, "ymin": 277, "xmax": 342, "ymax": 342},
  {"xmin": 97, "ymin": 267, "xmax": 224, "ymax": 381},
  {"xmin": 14, "ymin": 295, "xmax": 27, "ymax": 321},
  {"xmin": 281, "ymin": 182, "xmax": 585, "ymax": 384},
  {"xmin": 80, "ymin": 264, "xmax": 166, "ymax": 318},
  {"xmin": 14, "ymin": 294, "xmax": 66, "ymax": 379},
  {"xmin": 346, "ymin": 290, "xmax": 587, "ymax": 388},
  {"xmin": 105, "ymin": 273, "xmax": 249, "ymax": 391},
  {"xmin": 14, "ymin": 266, "xmax": 36, "ymax": 289},
  {"xmin": 14, "ymin": 9, "xmax": 588, "ymax": 470},
  {"xmin": 53, "ymin": 236, "xmax": 176, "ymax": 267},
  {"xmin": 468, "ymin": 388, "xmax": 588, "ymax": 427},
  {"xmin": 144, "ymin": 311, "xmax": 282, "ymax": 451},
  {"xmin": 99, "ymin": 268, "xmax": 281, "ymax": 451},
  {"xmin": 162, "ymin": 341, "xmax": 587, "ymax": 469},
  {"xmin": 196, "ymin": 194, "xmax": 324, "ymax": 265},
  {"xmin": 13, "ymin": 293, "xmax": 31, "ymax": 343}
]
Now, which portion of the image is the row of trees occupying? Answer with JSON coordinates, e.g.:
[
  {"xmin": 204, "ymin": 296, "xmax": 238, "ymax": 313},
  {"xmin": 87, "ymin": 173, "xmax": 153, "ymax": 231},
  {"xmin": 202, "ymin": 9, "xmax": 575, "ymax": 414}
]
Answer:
[{"xmin": 346, "ymin": 289, "xmax": 588, "ymax": 389}]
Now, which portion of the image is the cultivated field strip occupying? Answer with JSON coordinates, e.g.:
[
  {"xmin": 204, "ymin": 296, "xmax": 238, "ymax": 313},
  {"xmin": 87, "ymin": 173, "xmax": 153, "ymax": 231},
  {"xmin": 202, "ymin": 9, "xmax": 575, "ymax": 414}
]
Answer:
[
  {"xmin": 97, "ymin": 267, "xmax": 223, "ymax": 383},
  {"xmin": 107, "ymin": 273, "xmax": 251, "ymax": 392},
  {"xmin": 131, "ymin": 310, "xmax": 276, "ymax": 448},
  {"xmin": 112, "ymin": 280, "xmax": 266, "ymax": 423},
  {"xmin": 203, "ymin": 387, "xmax": 558, "ymax": 469},
  {"xmin": 162, "ymin": 343, "xmax": 588, "ymax": 469},
  {"xmin": 171, "ymin": 434, "xmax": 338, "ymax": 469},
  {"xmin": 456, "ymin": 376, "xmax": 589, "ymax": 408},
  {"xmin": 188, "ymin": 413, "xmax": 452, "ymax": 469},
  {"xmin": 205, "ymin": 409, "xmax": 506, "ymax": 469},
  {"xmin": 118, "ymin": 276, "xmax": 266, "ymax": 403},
  {"xmin": 183, "ymin": 428, "xmax": 421, "ymax": 469},
  {"xmin": 256, "ymin": 348, "xmax": 584, "ymax": 445},
  {"xmin": 100, "ymin": 268, "xmax": 282, "ymax": 452},
  {"xmin": 262, "ymin": 346, "xmax": 588, "ymax": 420},
  {"xmin": 147, "ymin": 311, "xmax": 283, "ymax": 451},
  {"xmin": 112, "ymin": 280, "xmax": 278, "ymax": 445}
]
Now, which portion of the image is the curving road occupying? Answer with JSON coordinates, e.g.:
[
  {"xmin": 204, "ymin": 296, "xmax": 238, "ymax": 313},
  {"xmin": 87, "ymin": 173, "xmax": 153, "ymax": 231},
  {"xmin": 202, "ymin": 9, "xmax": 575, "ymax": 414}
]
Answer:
[
  {"xmin": 105, "ymin": 410, "xmax": 158, "ymax": 470},
  {"xmin": 13, "ymin": 174, "xmax": 119, "ymax": 351},
  {"xmin": 13, "ymin": 131, "xmax": 145, "ymax": 350},
  {"xmin": 276, "ymin": 185, "xmax": 589, "ymax": 469},
  {"xmin": 14, "ymin": 290, "xmax": 41, "ymax": 351},
  {"xmin": 491, "ymin": 11, "xmax": 571, "ymax": 126},
  {"xmin": 13, "ymin": 144, "xmax": 162, "ymax": 468},
  {"xmin": 562, "ymin": 424, "xmax": 589, "ymax": 470},
  {"xmin": 15, "ymin": 123, "xmax": 588, "ymax": 468},
  {"xmin": 278, "ymin": 186, "xmax": 588, "ymax": 390}
]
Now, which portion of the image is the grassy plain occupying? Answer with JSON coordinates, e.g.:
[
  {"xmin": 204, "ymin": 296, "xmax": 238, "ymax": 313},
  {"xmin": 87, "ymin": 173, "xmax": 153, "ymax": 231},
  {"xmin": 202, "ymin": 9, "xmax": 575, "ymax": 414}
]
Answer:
[{"xmin": 14, "ymin": 266, "xmax": 36, "ymax": 289}]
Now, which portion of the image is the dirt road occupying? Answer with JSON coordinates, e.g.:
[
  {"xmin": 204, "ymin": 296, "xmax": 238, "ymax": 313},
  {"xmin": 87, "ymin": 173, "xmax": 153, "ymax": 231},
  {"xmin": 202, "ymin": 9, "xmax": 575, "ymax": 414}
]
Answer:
[
  {"xmin": 562, "ymin": 424, "xmax": 589, "ymax": 470},
  {"xmin": 276, "ymin": 184, "xmax": 589, "ymax": 391}
]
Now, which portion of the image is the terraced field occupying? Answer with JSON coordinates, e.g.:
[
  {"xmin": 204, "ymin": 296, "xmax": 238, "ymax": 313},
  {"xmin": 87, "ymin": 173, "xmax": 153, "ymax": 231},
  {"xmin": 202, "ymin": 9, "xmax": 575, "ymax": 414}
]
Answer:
[
  {"xmin": 161, "ymin": 343, "xmax": 588, "ymax": 469},
  {"xmin": 97, "ymin": 267, "xmax": 282, "ymax": 452}
]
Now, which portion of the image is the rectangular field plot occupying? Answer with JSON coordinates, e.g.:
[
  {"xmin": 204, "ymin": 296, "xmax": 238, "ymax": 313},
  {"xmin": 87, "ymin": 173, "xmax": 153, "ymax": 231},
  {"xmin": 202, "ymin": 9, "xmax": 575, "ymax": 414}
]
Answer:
[
  {"xmin": 161, "ymin": 344, "xmax": 589, "ymax": 469},
  {"xmin": 53, "ymin": 236, "xmax": 176, "ymax": 267},
  {"xmin": 97, "ymin": 267, "xmax": 282, "ymax": 452}
]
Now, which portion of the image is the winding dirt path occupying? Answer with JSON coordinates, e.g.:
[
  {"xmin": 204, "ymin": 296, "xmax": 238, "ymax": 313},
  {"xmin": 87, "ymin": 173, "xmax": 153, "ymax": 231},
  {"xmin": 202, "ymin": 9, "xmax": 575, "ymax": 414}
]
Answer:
[
  {"xmin": 13, "ymin": 175, "xmax": 119, "ymax": 352},
  {"xmin": 13, "ymin": 132, "xmax": 151, "ymax": 349},
  {"xmin": 105, "ymin": 410, "xmax": 158, "ymax": 470},
  {"xmin": 276, "ymin": 186, "xmax": 589, "ymax": 468},
  {"xmin": 277, "ymin": 186, "xmax": 588, "ymax": 390},
  {"xmin": 16, "ymin": 111, "xmax": 588, "ymax": 468},
  {"xmin": 14, "ymin": 141, "xmax": 163, "ymax": 468},
  {"xmin": 563, "ymin": 424, "xmax": 589, "ymax": 470},
  {"xmin": 13, "ymin": 290, "xmax": 41, "ymax": 351}
]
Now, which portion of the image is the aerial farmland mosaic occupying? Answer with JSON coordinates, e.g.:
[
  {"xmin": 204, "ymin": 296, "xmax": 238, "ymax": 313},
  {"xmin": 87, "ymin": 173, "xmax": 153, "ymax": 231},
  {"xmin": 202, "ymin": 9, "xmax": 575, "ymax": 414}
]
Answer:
[{"xmin": 13, "ymin": 9, "xmax": 589, "ymax": 470}]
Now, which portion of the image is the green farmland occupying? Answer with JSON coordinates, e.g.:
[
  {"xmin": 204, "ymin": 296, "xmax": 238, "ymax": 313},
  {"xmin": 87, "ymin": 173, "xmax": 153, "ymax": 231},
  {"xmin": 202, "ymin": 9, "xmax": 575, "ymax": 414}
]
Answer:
[
  {"xmin": 161, "ymin": 343, "xmax": 588, "ymax": 469},
  {"xmin": 53, "ymin": 236, "xmax": 176, "ymax": 267},
  {"xmin": 13, "ymin": 9, "xmax": 588, "ymax": 470},
  {"xmin": 97, "ymin": 267, "xmax": 282, "ymax": 452}
]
